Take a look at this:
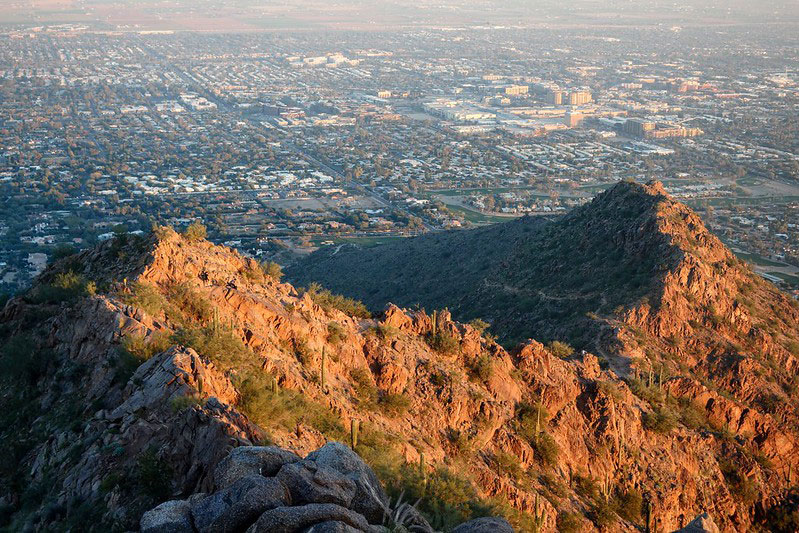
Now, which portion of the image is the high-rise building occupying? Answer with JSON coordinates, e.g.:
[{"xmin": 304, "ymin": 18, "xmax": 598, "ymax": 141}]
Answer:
[
  {"xmin": 505, "ymin": 85, "xmax": 529, "ymax": 96},
  {"xmin": 568, "ymin": 90, "xmax": 593, "ymax": 105},
  {"xmin": 565, "ymin": 112, "xmax": 584, "ymax": 127},
  {"xmin": 548, "ymin": 90, "xmax": 564, "ymax": 105},
  {"xmin": 624, "ymin": 118, "xmax": 656, "ymax": 137}
]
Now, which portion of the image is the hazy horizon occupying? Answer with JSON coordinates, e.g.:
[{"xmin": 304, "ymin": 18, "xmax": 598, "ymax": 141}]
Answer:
[{"xmin": 2, "ymin": 0, "xmax": 798, "ymax": 31}]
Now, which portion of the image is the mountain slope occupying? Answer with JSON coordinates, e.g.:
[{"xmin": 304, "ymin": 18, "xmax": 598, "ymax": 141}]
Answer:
[{"xmin": 1, "ymin": 223, "xmax": 798, "ymax": 532}]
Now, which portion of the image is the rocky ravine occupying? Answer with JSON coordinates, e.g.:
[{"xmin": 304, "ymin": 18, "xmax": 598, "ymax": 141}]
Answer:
[{"xmin": 0, "ymin": 225, "xmax": 794, "ymax": 532}]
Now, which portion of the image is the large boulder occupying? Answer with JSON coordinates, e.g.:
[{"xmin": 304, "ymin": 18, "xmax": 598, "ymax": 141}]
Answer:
[
  {"xmin": 451, "ymin": 517, "xmax": 514, "ymax": 533},
  {"xmin": 245, "ymin": 503, "xmax": 373, "ymax": 533},
  {"xmin": 305, "ymin": 442, "xmax": 389, "ymax": 523},
  {"xmin": 140, "ymin": 500, "xmax": 194, "ymax": 533},
  {"xmin": 302, "ymin": 521, "xmax": 365, "ymax": 533},
  {"xmin": 213, "ymin": 446, "xmax": 301, "ymax": 489},
  {"xmin": 276, "ymin": 460, "xmax": 357, "ymax": 508},
  {"xmin": 673, "ymin": 513, "xmax": 720, "ymax": 533},
  {"xmin": 191, "ymin": 475, "xmax": 291, "ymax": 532}
]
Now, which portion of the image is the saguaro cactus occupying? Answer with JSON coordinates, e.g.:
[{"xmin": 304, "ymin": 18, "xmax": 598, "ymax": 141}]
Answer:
[
  {"xmin": 532, "ymin": 493, "xmax": 547, "ymax": 533},
  {"xmin": 321, "ymin": 347, "xmax": 327, "ymax": 392},
  {"xmin": 351, "ymin": 419, "xmax": 359, "ymax": 449}
]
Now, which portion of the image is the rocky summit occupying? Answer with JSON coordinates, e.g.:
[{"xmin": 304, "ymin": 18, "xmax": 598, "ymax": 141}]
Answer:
[{"xmin": 0, "ymin": 185, "xmax": 798, "ymax": 532}]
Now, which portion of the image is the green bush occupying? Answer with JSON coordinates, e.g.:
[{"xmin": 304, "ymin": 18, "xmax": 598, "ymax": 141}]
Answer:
[
  {"xmin": 468, "ymin": 354, "xmax": 494, "ymax": 382},
  {"xmin": 468, "ymin": 318, "xmax": 490, "ymax": 333},
  {"xmin": 492, "ymin": 450, "xmax": 523, "ymax": 481},
  {"xmin": 304, "ymin": 282, "xmax": 371, "ymax": 318},
  {"xmin": 613, "ymin": 487, "xmax": 642, "ymax": 522},
  {"xmin": 642, "ymin": 407, "xmax": 677, "ymax": 434},
  {"xmin": 261, "ymin": 261, "xmax": 283, "ymax": 281},
  {"xmin": 119, "ymin": 281, "xmax": 169, "ymax": 317},
  {"xmin": 377, "ymin": 393, "xmax": 411, "ymax": 418},
  {"xmin": 350, "ymin": 367, "xmax": 378, "ymax": 407},
  {"xmin": 531, "ymin": 432, "xmax": 559, "ymax": 467},
  {"xmin": 547, "ymin": 341, "xmax": 575, "ymax": 358},
  {"xmin": 167, "ymin": 283, "xmax": 213, "ymax": 322},
  {"xmin": 136, "ymin": 449, "xmax": 173, "ymax": 502},
  {"xmin": 720, "ymin": 459, "xmax": 760, "ymax": 504},
  {"xmin": 29, "ymin": 271, "xmax": 92, "ymax": 304},
  {"xmin": 183, "ymin": 221, "xmax": 207, "ymax": 242},
  {"xmin": 556, "ymin": 511, "xmax": 583, "ymax": 533},
  {"xmin": 327, "ymin": 321, "xmax": 347, "ymax": 345},
  {"xmin": 426, "ymin": 331, "xmax": 460, "ymax": 354},
  {"xmin": 237, "ymin": 371, "xmax": 345, "ymax": 440},
  {"xmin": 0, "ymin": 335, "xmax": 50, "ymax": 385},
  {"xmin": 172, "ymin": 325, "xmax": 250, "ymax": 369},
  {"xmin": 122, "ymin": 331, "xmax": 173, "ymax": 362}
]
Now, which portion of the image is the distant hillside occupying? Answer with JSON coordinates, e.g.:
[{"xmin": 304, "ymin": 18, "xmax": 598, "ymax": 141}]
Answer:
[
  {"xmin": 289, "ymin": 181, "xmax": 683, "ymax": 347},
  {"xmin": 291, "ymin": 180, "xmax": 799, "ymax": 422}
]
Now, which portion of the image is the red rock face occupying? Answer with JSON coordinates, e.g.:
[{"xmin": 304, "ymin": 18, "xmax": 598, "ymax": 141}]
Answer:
[{"xmin": 4, "ymin": 188, "xmax": 799, "ymax": 531}]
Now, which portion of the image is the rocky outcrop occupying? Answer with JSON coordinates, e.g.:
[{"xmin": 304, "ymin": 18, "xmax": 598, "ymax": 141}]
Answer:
[
  {"xmin": 672, "ymin": 513, "xmax": 720, "ymax": 533},
  {"xmin": 141, "ymin": 442, "xmax": 433, "ymax": 533}
]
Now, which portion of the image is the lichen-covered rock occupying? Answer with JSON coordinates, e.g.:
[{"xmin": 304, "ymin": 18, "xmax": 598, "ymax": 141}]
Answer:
[
  {"xmin": 140, "ymin": 500, "xmax": 193, "ymax": 533},
  {"xmin": 451, "ymin": 517, "xmax": 514, "ymax": 533},
  {"xmin": 276, "ymin": 460, "xmax": 357, "ymax": 508},
  {"xmin": 305, "ymin": 442, "xmax": 389, "ymax": 524},
  {"xmin": 213, "ymin": 446, "xmax": 301, "ymax": 489},
  {"xmin": 245, "ymin": 503, "xmax": 372, "ymax": 533},
  {"xmin": 191, "ymin": 475, "xmax": 291, "ymax": 532}
]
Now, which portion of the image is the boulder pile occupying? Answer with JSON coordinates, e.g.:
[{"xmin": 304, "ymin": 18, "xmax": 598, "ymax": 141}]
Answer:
[{"xmin": 140, "ymin": 442, "xmax": 513, "ymax": 533}]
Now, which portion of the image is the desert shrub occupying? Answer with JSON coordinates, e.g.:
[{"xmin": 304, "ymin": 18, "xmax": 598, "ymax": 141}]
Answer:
[
  {"xmin": 327, "ymin": 321, "xmax": 347, "ymax": 345},
  {"xmin": 261, "ymin": 261, "xmax": 283, "ymax": 281},
  {"xmin": 642, "ymin": 407, "xmax": 677, "ymax": 434},
  {"xmin": 515, "ymin": 401, "xmax": 550, "ymax": 443},
  {"xmin": 292, "ymin": 337, "xmax": 314, "ymax": 367},
  {"xmin": 377, "ymin": 393, "xmax": 411, "ymax": 418},
  {"xmin": 237, "ymin": 371, "xmax": 345, "ymax": 440},
  {"xmin": 350, "ymin": 367, "xmax": 378, "ymax": 407},
  {"xmin": 304, "ymin": 283, "xmax": 371, "ymax": 318},
  {"xmin": 468, "ymin": 318, "xmax": 490, "ymax": 333},
  {"xmin": 136, "ymin": 450, "xmax": 173, "ymax": 502},
  {"xmin": 556, "ymin": 510, "xmax": 583, "ymax": 533},
  {"xmin": 590, "ymin": 500, "xmax": 617, "ymax": 528},
  {"xmin": 532, "ymin": 432, "xmax": 559, "ymax": 466},
  {"xmin": 369, "ymin": 323, "xmax": 398, "ymax": 340},
  {"xmin": 0, "ymin": 335, "xmax": 50, "ymax": 385},
  {"xmin": 182, "ymin": 221, "xmax": 207, "ymax": 242},
  {"xmin": 468, "ymin": 354, "xmax": 494, "ymax": 382},
  {"xmin": 547, "ymin": 341, "xmax": 575, "ymax": 358},
  {"xmin": 574, "ymin": 473, "xmax": 599, "ymax": 500},
  {"xmin": 492, "ymin": 450, "xmax": 523, "ymax": 481},
  {"xmin": 167, "ymin": 283, "xmax": 212, "ymax": 322},
  {"xmin": 50, "ymin": 244, "xmax": 78, "ymax": 263},
  {"xmin": 613, "ymin": 487, "xmax": 642, "ymax": 522},
  {"xmin": 119, "ymin": 282, "xmax": 168, "ymax": 317},
  {"xmin": 170, "ymin": 394, "xmax": 203, "ymax": 413},
  {"xmin": 172, "ymin": 325, "xmax": 250, "ymax": 369},
  {"xmin": 393, "ymin": 466, "xmax": 494, "ymax": 531},
  {"xmin": 122, "ymin": 331, "xmax": 172, "ymax": 362},
  {"xmin": 676, "ymin": 397, "xmax": 709, "ymax": 430},
  {"xmin": 29, "ymin": 271, "xmax": 91, "ymax": 304},
  {"xmin": 426, "ymin": 331, "xmax": 459, "ymax": 354},
  {"xmin": 720, "ymin": 459, "xmax": 760, "ymax": 504}
]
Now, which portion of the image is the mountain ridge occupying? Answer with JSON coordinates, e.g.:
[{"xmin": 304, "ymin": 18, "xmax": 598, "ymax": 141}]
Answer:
[{"xmin": 1, "ymin": 198, "xmax": 798, "ymax": 531}]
